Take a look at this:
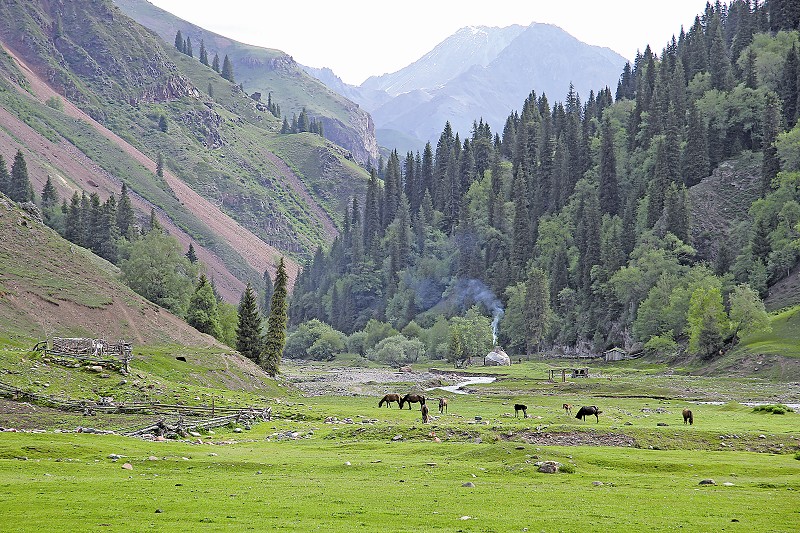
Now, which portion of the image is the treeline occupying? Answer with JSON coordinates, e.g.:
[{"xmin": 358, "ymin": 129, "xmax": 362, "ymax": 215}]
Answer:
[
  {"xmin": 280, "ymin": 107, "xmax": 324, "ymax": 137},
  {"xmin": 289, "ymin": 0, "xmax": 798, "ymax": 362}
]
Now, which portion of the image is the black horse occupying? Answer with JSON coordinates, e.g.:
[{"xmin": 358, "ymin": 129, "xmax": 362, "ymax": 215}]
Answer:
[
  {"xmin": 399, "ymin": 393, "xmax": 426, "ymax": 410},
  {"xmin": 575, "ymin": 405, "xmax": 602, "ymax": 423},
  {"xmin": 514, "ymin": 404, "xmax": 527, "ymax": 418}
]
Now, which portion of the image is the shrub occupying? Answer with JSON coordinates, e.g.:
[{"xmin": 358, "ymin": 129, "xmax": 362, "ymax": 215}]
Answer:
[
  {"xmin": 46, "ymin": 96, "xmax": 63, "ymax": 110},
  {"xmin": 559, "ymin": 462, "xmax": 576, "ymax": 474},
  {"xmin": 753, "ymin": 404, "xmax": 794, "ymax": 414}
]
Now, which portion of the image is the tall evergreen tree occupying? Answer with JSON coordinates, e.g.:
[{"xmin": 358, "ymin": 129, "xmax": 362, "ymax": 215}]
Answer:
[
  {"xmin": 0, "ymin": 155, "xmax": 9, "ymax": 196},
  {"xmin": 261, "ymin": 257, "xmax": 288, "ymax": 376},
  {"xmin": 40, "ymin": 175, "xmax": 58, "ymax": 210},
  {"xmin": 174, "ymin": 30, "xmax": 183, "ymax": 52},
  {"xmin": 221, "ymin": 54, "xmax": 235, "ymax": 82},
  {"xmin": 212, "ymin": 53, "xmax": 220, "ymax": 73},
  {"xmin": 9, "ymin": 150, "xmax": 34, "ymax": 202},
  {"xmin": 116, "ymin": 183, "xmax": 136, "ymax": 239},
  {"xmin": 761, "ymin": 91, "xmax": 782, "ymax": 195},
  {"xmin": 185, "ymin": 36, "xmax": 193, "ymax": 57},
  {"xmin": 262, "ymin": 267, "xmax": 274, "ymax": 315},
  {"xmin": 65, "ymin": 192, "xmax": 82, "ymax": 244},
  {"xmin": 199, "ymin": 39, "xmax": 208, "ymax": 65},
  {"xmin": 187, "ymin": 274, "xmax": 221, "ymax": 338},
  {"xmin": 683, "ymin": 103, "xmax": 710, "ymax": 186},
  {"xmin": 186, "ymin": 243, "xmax": 198, "ymax": 263},
  {"xmin": 158, "ymin": 115, "xmax": 168, "ymax": 133},
  {"xmin": 156, "ymin": 152, "xmax": 164, "ymax": 177},
  {"xmin": 781, "ymin": 44, "xmax": 799, "ymax": 128},
  {"xmin": 237, "ymin": 282, "xmax": 263, "ymax": 363},
  {"xmin": 598, "ymin": 116, "xmax": 619, "ymax": 214}
]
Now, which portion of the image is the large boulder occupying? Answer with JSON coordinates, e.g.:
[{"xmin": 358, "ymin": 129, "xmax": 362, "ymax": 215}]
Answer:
[{"xmin": 485, "ymin": 348, "xmax": 511, "ymax": 366}]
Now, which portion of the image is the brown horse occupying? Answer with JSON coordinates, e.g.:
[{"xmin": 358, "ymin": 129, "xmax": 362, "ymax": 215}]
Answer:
[
  {"xmin": 438, "ymin": 397, "xmax": 448, "ymax": 414},
  {"xmin": 514, "ymin": 404, "xmax": 528, "ymax": 418},
  {"xmin": 575, "ymin": 405, "xmax": 602, "ymax": 422},
  {"xmin": 562, "ymin": 403, "xmax": 573, "ymax": 415},
  {"xmin": 378, "ymin": 393, "xmax": 401, "ymax": 408},
  {"xmin": 682, "ymin": 408, "xmax": 693, "ymax": 425},
  {"xmin": 399, "ymin": 393, "xmax": 426, "ymax": 410},
  {"xmin": 421, "ymin": 403, "xmax": 430, "ymax": 423}
]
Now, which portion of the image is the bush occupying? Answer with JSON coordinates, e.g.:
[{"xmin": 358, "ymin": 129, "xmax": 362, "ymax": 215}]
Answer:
[
  {"xmin": 46, "ymin": 96, "xmax": 63, "ymax": 110},
  {"xmin": 558, "ymin": 462, "xmax": 576, "ymax": 474},
  {"xmin": 370, "ymin": 335, "xmax": 425, "ymax": 366},
  {"xmin": 644, "ymin": 332, "xmax": 678, "ymax": 357},
  {"xmin": 753, "ymin": 404, "xmax": 794, "ymax": 414}
]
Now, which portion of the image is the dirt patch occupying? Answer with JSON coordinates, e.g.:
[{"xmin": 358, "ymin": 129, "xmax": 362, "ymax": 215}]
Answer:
[
  {"xmin": 282, "ymin": 363, "xmax": 462, "ymax": 397},
  {"xmin": 517, "ymin": 431, "xmax": 637, "ymax": 447}
]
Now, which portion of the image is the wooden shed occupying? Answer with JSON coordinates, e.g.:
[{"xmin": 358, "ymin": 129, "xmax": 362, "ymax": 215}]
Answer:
[{"xmin": 604, "ymin": 347, "xmax": 628, "ymax": 362}]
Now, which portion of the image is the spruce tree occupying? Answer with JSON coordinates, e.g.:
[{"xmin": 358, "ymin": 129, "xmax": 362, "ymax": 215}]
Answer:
[
  {"xmin": 781, "ymin": 44, "xmax": 799, "ymax": 128},
  {"xmin": 261, "ymin": 257, "xmax": 288, "ymax": 376},
  {"xmin": 0, "ymin": 155, "xmax": 9, "ymax": 196},
  {"xmin": 65, "ymin": 191, "xmax": 82, "ymax": 244},
  {"xmin": 116, "ymin": 183, "xmax": 136, "ymax": 239},
  {"xmin": 683, "ymin": 103, "xmax": 709, "ymax": 186},
  {"xmin": 199, "ymin": 40, "xmax": 208, "ymax": 66},
  {"xmin": 221, "ymin": 55, "xmax": 235, "ymax": 82},
  {"xmin": 187, "ymin": 274, "xmax": 221, "ymax": 338},
  {"xmin": 40, "ymin": 175, "xmax": 58, "ymax": 210},
  {"xmin": 212, "ymin": 53, "xmax": 220, "ymax": 73},
  {"xmin": 236, "ymin": 283, "xmax": 263, "ymax": 363},
  {"xmin": 186, "ymin": 243, "xmax": 198, "ymax": 263},
  {"xmin": 598, "ymin": 116, "xmax": 619, "ymax": 215},
  {"xmin": 156, "ymin": 152, "xmax": 164, "ymax": 177},
  {"xmin": 761, "ymin": 92, "xmax": 781, "ymax": 195},
  {"xmin": 185, "ymin": 36, "xmax": 193, "ymax": 57},
  {"xmin": 174, "ymin": 30, "xmax": 183, "ymax": 52},
  {"xmin": 10, "ymin": 150, "xmax": 34, "ymax": 202},
  {"xmin": 158, "ymin": 115, "xmax": 168, "ymax": 133}
]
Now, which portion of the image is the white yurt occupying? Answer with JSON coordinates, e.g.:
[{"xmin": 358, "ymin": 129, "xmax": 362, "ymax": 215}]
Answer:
[{"xmin": 485, "ymin": 346, "xmax": 511, "ymax": 366}]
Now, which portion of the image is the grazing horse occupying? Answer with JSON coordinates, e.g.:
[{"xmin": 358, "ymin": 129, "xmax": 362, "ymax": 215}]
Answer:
[
  {"xmin": 575, "ymin": 405, "xmax": 602, "ymax": 423},
  {"xmin": 399, "ymin": 393, "xmax": 426, "ymax": 410},
  {"xmin": 562, "ymin": 403, "xmax": 573, "ymax": 415},
  {"xmin": 378, "ymin": 393, "xmax": 401, "ymax": 408},
  {"xmin": 421, "ymin": 404, "xmax": 430, "ymax": 423},
  {"xmin": 438, "ymin": 397, "xmax": 448, "ymax": 414},
  {"xmin": 682, "ymin": 408, "xmax": 694, "ymax": 425},
  {"xmin": 514, "ymin": 404, "xmax": 528, "ymax": 418}
]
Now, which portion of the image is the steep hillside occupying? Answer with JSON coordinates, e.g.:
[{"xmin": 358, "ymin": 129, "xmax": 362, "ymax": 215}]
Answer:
[
  {"xmin": 114, "ymin": 0, "xmax": 379, "ymax": 165},
  {"xmin": 0, "ymin": 194, "xmax": 214, "ymax": 345},
  {"xmin": 0, "ymin": 0, "xmax": 373, "ymax": 301}
]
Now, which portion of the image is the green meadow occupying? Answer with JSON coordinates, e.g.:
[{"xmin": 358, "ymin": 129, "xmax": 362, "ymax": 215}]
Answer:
[{"xmin": 1, "ymin": 357, "xmax": 799, "ymax": 532}]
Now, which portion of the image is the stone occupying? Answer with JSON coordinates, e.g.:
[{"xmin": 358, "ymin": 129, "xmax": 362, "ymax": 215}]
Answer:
[
  {"xmin": 699, "ymin": 479, "xmax": 716, "ymax": 485},
  {"xmin": 189, "ymin": 431, "xmax": 201, "ymax": 437},
  {"xmin": 758, "ymin": 434, "xmax": 766, "ymax": 439},
  {"xmin": 538, "ymin": 461, "xmax": 561, "ymax": 474},
  {"xmin": 121, "ymin": 463, "xmax": 133, "ymax": 470},
  {"xmin": 461, "ymin": 482, "xmax": 475, "ymax": 488},
  {"xmin": 148, "ymin": 456, "xmax": 159, "ymax": 461},
  {"xmin": 233, "ymin": 428, "xmax": 243, "ymax": 433},
  {"xmin": 344, "ymin": 461, "xmax": 351, "ymax": 466},
  {"xmin": 592, "ymin": 481, "xmax": 604, "ymax": 486},
  {"xmin": 154, "ymin": 436, "xmax": 167, "ymax": 442},
  {"xmin": 391, "ymin": 434, "xmax": 403, "ymax": 441},
  {"xmin": 108, "ymin": 454, "xmax": 125, "ymax": 460},
  {"xmin": 657, "ymin": 422, "xmax": 669, "ymax": 427},
  {"xmin": 474, "ymin": 437, "xmax": 482, "ymax": 444},
  {"xmin": 723, "ymin": 482, "xmax": 735, "ymax": 486}
]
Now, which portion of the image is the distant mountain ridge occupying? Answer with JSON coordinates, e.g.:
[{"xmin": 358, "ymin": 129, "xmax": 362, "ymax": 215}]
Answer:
[{"xmin": 307, "ymin": 22, "xmax": 628, "ymax": 151}]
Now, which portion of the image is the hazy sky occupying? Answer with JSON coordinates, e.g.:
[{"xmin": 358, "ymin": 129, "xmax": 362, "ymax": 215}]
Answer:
[{"xmin": 147, "ymin": 0, "xmax": 711, "ymax": 85}]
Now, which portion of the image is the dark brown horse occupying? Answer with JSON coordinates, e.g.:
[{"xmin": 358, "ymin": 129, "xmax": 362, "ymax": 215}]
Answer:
[
  {"xmin": 514, "ymin": 404, "xmax": 527, "ymax": 418},
  {"xmin": 378, "ymin": 393, "xmax": 401, "ymax": 408},
  {"xmin": 575, "ymin": 405, "xmax": 602, "ymax": 422},
  {"xmin": 399, "ymin": 393, "xmax": 426, "ymax": 410},
  {"xmin": 438, "ymin": 397, "xmax": 448, "ymax": 414},
  {"xmin": 682, "ymin": 408, "xmax": 693, "ymax": 425},
  {"xmin": 421, "ymin": 403, "xmax": 430, "ymax": 423}
]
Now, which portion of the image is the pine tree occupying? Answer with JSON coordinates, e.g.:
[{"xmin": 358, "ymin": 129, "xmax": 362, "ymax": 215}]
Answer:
[
  {"xmin": 199, "ymin": 40, "xmax": 208, "ymax": 65},
  {"xmin": 761, "ymin": 92, "xmax": 781, "ymax": 195},
  {"xmin": 187, "ymin": 274, "xmax": 221, "ymax": 338},
  {"xmin": 185, "ymin": 36, "xmax": 193, "ymax": 57},
  {"xmin": 9, "ymin": 150, "xmax": 34, "ymax": 202},
  {"xmin": 683, "ymin": 103, "xmax": 709, "ymax": 186},
  {"xmin": 40, "ymin": 175, "xmax": 58, "ymax": 210},
  {"xmin": 236, "ymin": 282, "xmax": 263, "ymax": 363},
  {"xmin": 174, "ymin": 30, "xmax": 183, "ymax": 52},
  {"xmin": 65, "ymin": 191, "xmax": 82, "ymax": 243},
  {"xmin": 221, "ymin": 54, "xmax": 235, "ymax": 82},
  {"xmin": 158, "ymin": 115, "xmax": 168, "ymax": 133},
  {"xmin": 156, "ymin": 152, "xmax": 164, "ymax": 177},
  {"xmin": 212, "ymin": 53, "xmax": 220, "ymax": 73},
  {"xmin": 116, "ymin": 183, "xmax": 136, "ymax": 239},
  {"xmin": 523, "ymin": 267, "xmax": 551, "ymax": 356},
  {"xmin": 781, "ymin": 44, "xmax": 799, "ymax": 128},
  {"xmin": 261, "ymin": 257, "xmax": 288, "ymax": 375},
  {"xmin": 598, "ymin": 116, "xmax": 619, "ymax": 214},
  {"xmin": 0, "ymin": 155, "xmax": 9, "ymax": 196},
  {"xmin": 186, "ymin": 243, "xmax": 198, "ymax": 263}
]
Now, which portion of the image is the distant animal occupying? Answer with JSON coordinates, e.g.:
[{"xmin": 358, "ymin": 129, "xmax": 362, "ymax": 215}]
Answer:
[
  {"xmin": 514, "ymin": 404, "xmax": 528, "ymax": 418},
  {"xmin": 682, "ymin": 408, "xmax": 693, "ymax": 425},
  {"xmin": 438, "ymin": 397, "xmax": 448, "ymax": 414},
  {"xmin": 562, "ymin": 403, "xmax": 573, "ymax": 415},
  {"xmin": 399, "ymin": 393, "xmax": 426, "ymax": 410},
  {"xmin": 421, "ymin": 403, "xmax": 430, "ymax": 423},
  {"xmin": 378, "ymin": 393, "xmax": 401, "ymax": 408},
  {"xmin": 575, "ymin": 405, "xmax": 602, "ymax": 423}
]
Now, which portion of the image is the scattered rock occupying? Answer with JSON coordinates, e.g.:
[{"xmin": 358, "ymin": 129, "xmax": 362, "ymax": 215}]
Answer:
[
  {"xmin": 154, "ymin": 436, "xmax": 167, "ymax": 442},
  {"xmin": 474, "ymin": 416, "xmax": 482, "ymax": 421},
  {"xmin": 538, "ymin": 461, "xmax": 561, "ymax": 474},
  {"xmin": 233, "ymin": 428, "xmax": 243, "ymax": 433},
  {"xmin": 189, "ymin": 431, "xmax": 201, "ymax": 437},
  {"xmin": 391, "ymin": 434, "xmax": 403, "ymax": 441},
  {"xmin": 758, "ymin": 434, "xmax": 766, "ymax": 439},
  {"xmin": 426, "ymin": 463, "xmax": 437, "ymax": 467},
  {"xmin": 344, "ymin": 461, "xmax": 351, "ymax": 466},
  {"xmin": 657, "ymin": 422, "xmax": 669, "ymax": 427},
  {"xmin": 723, "ymin": 482, "xmax": 735, "ymax": 486},
  {"xmin": 474, "ymin": 437, "xmax": 482, "ymax": 444},
  {"xmin": 121, "ymin": 463, "xmax": 133, "ymax": 470},
  {"xmin": 461, "ymin": 482, "xmax": 475, "ymax": 488},
  {"xmin": 155, "ymin": 509, "xmax": 163, "ymax": 514},
  {"xmin": 699, "ymin": 479, "xmax": 716, "ymax": 485},
  {"xmin": 592, "ymin": 481, "xmax": 604, "ymax": 486},
  {"xmin": 459, "ymin": 515, "xmax": 471, "ymax": 520}
]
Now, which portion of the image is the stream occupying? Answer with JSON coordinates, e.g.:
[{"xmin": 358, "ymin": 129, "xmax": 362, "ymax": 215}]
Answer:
[{"xmin": 427, "ymin": 376, "xmax": 496, "ymax": 395}]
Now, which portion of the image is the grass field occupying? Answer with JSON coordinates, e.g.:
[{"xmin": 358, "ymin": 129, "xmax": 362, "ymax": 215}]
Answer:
[{"xmin": 2, "ymin": 353, "xmax": 800, "ymax": 532}]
